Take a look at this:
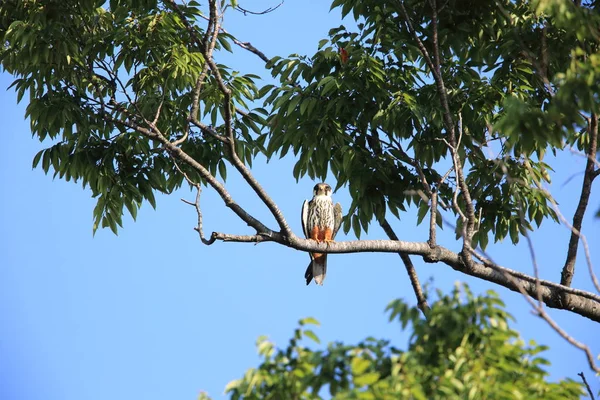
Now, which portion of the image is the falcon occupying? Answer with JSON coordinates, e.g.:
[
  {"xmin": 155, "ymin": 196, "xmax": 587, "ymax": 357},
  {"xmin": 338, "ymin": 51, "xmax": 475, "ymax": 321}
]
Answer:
[{"xmin": 301, "ymin": 183, "xmax": 343, "ymax": 285}]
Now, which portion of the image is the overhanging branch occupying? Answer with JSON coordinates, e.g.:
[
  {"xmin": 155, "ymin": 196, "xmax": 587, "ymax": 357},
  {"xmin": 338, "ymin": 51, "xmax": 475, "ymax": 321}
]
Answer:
[{"xmin": 193, "ymin": 225, "xmax": 600, "ymax": 322}]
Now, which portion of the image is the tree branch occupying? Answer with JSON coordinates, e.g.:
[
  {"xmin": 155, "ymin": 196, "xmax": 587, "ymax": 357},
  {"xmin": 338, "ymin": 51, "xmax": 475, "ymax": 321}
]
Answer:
[
  {"xmin": 101, "ymin": 113, "xmax": 600, "ymax": 322},
  {"xmin": 234, "ymin": 1, "xmax": 284, "ymax": 16},
  {"xmin": 173, "ymin": 161, "xmax": 217, "ymax": 245},
  {"xmin": 202, "ymin": 0, "xmax": 293, "ymax": 237},
  {"xmin": 103, "ymin": 113, "xmax": 275, "ymax": 238},
  {"xmin": 469, "ymin": 247, "xmax": 600, "ymax": 373},
  {"xmin": 396, "ymin": 0, "xmax": 477, "ymax": 255},
  {"xmin": 578, "ymin": 372, "xmax": 595, "ymax": 400},
  {"xmin": 164, "ymin": 0, "xmax": 270, "ymax": 63},
  {"xmin": 380, "ymin": 219, "xmax": 430, "ymax": 316},
  {"xmin": 561, "ymin": 113, "xmax": 598, "ymax": 286}
]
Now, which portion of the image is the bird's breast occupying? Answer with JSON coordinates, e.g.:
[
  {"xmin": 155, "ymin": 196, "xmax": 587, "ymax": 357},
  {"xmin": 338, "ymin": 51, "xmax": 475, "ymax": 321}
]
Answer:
[{"xmin": 309, "ymin": 196, "xmax": 335, "ymax": 229}]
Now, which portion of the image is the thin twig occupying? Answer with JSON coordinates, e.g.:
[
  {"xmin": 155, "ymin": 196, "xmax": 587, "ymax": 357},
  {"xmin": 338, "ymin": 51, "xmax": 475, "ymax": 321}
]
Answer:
[
  {"xmin": 235, "ymin": 1, "xmax": 284, "ymax": 16},
  {"xmin": 517, "ymin": 204, "xmax": 543, "ymax": 306},
  {"xmin": 578, "ymin": 372, "xmax": 595, "ymax": 400},
  {"xmin": 380, "ymin": 218, "xmax": 431, "ymax": 316},
  {"xmin": 173, "ymin": 160, "xmax": 215, "ymax": 245}
]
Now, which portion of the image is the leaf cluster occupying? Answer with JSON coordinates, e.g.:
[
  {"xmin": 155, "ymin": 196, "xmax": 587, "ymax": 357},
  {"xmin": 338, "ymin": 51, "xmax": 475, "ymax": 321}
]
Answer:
[
  {"xmin": 0, "ymin": 0, "xmax": 266, "ymax": 233},
  {"xmin": 262, "ymin": 0, "xmax": 600, "ymax": 247},
  {"xmin": 219, "ymin": 284, "xmax": 584, "ymax": 399}
]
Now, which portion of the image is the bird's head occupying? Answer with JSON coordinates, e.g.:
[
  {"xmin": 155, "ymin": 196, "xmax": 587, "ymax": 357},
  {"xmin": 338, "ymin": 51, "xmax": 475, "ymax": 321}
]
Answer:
[{"xmin": 313, "ymin": 183, "xmax": 332, "ymax": 197}]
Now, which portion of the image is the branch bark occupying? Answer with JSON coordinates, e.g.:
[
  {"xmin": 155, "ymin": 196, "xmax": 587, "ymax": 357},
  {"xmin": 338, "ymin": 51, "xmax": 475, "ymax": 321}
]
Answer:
[
  {"xmin": 380, "ymin": 219, "xmax": 430, "ymax": 316},
  {"xmin": 578, "ymin": 372, "xmax": 595, "ymax": 399},
  {"xmin": 201, "ymin": 0, "xmax": 292, "ymax": 237},
  {"xmin": 561, "ymin": 113, "xmax": 598, "ymax": 286}
]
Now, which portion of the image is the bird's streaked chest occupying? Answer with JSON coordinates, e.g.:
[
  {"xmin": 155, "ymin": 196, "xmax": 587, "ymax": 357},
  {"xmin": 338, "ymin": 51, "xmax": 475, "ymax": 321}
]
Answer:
[{"xmin": 308, "ymin": 195, "xmax": 335, "ymax": 228}]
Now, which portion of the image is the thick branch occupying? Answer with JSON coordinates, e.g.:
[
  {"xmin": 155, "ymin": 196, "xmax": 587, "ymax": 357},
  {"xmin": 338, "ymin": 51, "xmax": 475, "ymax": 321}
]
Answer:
[
  {"xmin": 561, "ymin": 113, "xmax": 598, "ymax": 286},
  {"xmin": 196, "ymin": 226, "xmax": 600, "ymax": 322},
  {"xmin": 202, "ymin": 0, "xmax": 292, "ymax": 237},
  {"xmin": 380, "ymin": 219, "xmax": 430, "ymax": 315}
]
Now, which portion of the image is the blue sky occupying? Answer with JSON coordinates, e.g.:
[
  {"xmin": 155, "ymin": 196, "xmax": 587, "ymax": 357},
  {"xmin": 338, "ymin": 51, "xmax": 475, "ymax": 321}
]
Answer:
[{"xmin": 1, "ymin": 1, "xmax": 599, "ymax": 399}]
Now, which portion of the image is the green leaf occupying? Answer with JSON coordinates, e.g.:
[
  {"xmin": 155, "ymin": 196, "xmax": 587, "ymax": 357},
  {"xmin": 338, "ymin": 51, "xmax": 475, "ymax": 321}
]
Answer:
[
  {"xmin": 299, "ymin": 317, "xmax": 320, "ymax": 326},
  {"xmin": 303, "ymin": 329, "xmax": 321, "ymax": 344},
  {"xmin": 354, "ymin": 372, "xmax": 380, "ymax": 387},
  {"xmin": 351, "ymin": 357, "xmax": 371, "ymax": 376},
  {"xmin": 218, "ymin": 159, "xmax": 227, "ymax": 181},
  {"xmin": 224, "ymin": 379, "xmax": 242, "ymax": 393}
]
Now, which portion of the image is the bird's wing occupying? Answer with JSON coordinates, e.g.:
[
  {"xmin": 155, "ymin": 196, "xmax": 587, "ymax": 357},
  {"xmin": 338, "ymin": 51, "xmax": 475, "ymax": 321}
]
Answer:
[
  {"xmin": 332, "ymin": 202, "xmax": 343, "ymax": 239},
  {"xmin": 301, "ymin": 199, "xmax": 310, "ymax": 239}
]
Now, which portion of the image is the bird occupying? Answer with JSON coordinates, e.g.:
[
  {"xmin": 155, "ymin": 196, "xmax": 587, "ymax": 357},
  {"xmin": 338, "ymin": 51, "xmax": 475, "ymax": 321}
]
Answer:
[{"xmin": 301, "ymin": 183, "xmax": 343, "ymax": 285}]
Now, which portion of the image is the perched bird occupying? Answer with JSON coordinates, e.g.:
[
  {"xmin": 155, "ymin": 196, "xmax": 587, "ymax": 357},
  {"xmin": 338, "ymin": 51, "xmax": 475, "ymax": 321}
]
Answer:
[{"xmin": 301, "ymin": 183, "xmax": 343, "ymax": 285}]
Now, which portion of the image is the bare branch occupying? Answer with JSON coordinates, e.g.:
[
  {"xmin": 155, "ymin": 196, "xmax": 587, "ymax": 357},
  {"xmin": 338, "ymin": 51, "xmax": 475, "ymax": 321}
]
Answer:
[
  {"xmin": 99, "ymin": 106, "xmax": 600, "ymax": 322},
  {"xmin": 532, "ymin": 306, "xmax": 599, "ymax": 373},
  {"xmin": 173, "ymin": 161, "xmax": 216, "ymax": 245},
  {"xmin": 228, "ymin": 37, "xmax": 270, "ymax": 63},
  {"xmin": 380, "ymin": 219, "xmax": 431, "ymax": 316},
  {"xmin": 578, "ymin": 372, "xmax": 595, "ymax": 400},
  {"xmin": 561, "ymin": 113, "xmax": 599, "ymax": 286},
  {"xmin": 428, "ymin": 191, "xmax": 438, "ymax": 247},
  {"xmin": 203, "ymin": 0, "xmax": 292, "ymax": 237},
  {"xmin": 212, "ymin": 232, "xmax": 272, "ymax": 243},
  {"xmin": 234, "ymin": 1, "xmax": 284, "ymax": 16}
]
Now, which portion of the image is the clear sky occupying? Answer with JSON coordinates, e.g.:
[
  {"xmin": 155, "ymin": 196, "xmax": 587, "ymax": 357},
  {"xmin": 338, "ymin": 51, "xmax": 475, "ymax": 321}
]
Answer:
[{"xmin": 0, "ymin": 1, "xmax": 599, "ymax": 399}]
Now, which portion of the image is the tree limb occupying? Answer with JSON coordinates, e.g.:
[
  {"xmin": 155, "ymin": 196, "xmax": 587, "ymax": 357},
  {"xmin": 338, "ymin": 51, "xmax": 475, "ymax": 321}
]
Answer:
[
  {"xmin": 99, "ymin": 113, "xmax": 600, "ymax": 322},
  {"xmin": 469, "ymin": 247, "xmax": 600, "ymax": 373},
  {"xmin": 202, "ymin": 0, "xmax": 293, "ymax": 237},
  {"xmin": 380, "ymin": 218, "xmax": 430, "ymax": 316},
  {"xmin": 561, "ymin": 113, "xmax": 599, "ymax": 286},
  {"xmin": 108, "ymin": 0, "xmax": 600, "ymax": 327},
  {"xmin": 578, "ymin": 372, "xmax": 595, "ymax": 400}
]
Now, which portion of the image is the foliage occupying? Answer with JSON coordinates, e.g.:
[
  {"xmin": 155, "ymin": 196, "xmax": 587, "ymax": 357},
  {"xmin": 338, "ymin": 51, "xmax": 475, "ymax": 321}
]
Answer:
[
  {"xmin": 216, "ymin": 284, "xmax": 583, "ymax": 399},
  {"xmin": 1, "ymin": 0, "xmax": 598, "ymax": 243},
  {"xmin": 0, "ymin": 0, "xmax": 266, "ymax": 234},
  {"xmin": 263, "ymin": 0, "xmax": 600, "ymax": 246}
]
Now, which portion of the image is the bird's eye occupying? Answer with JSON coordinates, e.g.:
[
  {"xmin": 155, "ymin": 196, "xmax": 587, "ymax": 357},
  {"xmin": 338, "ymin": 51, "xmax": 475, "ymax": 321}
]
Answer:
[{"xmin": 313, "ymin": 184, "xmax": 320, "ymax": 191}]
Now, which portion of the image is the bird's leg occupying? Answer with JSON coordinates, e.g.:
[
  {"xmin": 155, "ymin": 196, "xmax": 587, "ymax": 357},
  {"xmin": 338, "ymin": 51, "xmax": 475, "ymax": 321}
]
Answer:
[
  {"xmin": 310, "ymin": 226, "xmax": 322, "ymax": 243},
  {"xmin": 324, "ymin": 227, "xmax": 335, "ymax": 244}
]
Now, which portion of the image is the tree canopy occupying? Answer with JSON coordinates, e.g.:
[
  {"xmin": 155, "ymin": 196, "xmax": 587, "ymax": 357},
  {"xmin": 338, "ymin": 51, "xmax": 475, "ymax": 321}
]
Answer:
[
  {"xmin": 214, "ymin": 285, "xmax": 585, "ymax": 399},
  {"xmin": 1, "ymin": 0, "xmax": 599, "ymax": 377}
]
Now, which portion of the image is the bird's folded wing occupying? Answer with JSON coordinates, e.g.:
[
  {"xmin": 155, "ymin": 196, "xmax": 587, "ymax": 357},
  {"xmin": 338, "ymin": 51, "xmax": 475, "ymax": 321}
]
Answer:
[
  {"xmin": 333, "ymin": 202, "xmax": 343, "ymax": 239},
  {"xmin": 301, "ymin": 199, "xmax": 310, "ymax": 239}
]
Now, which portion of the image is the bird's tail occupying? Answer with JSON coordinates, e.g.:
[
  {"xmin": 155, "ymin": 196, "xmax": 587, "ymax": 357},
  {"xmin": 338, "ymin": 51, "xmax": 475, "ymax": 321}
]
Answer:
[{"xmin": 305, "ymin": 254, "xmax": 327, "ymax": 285}]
